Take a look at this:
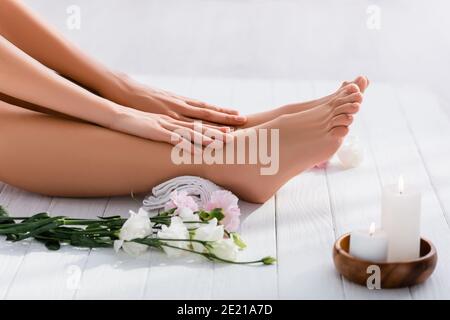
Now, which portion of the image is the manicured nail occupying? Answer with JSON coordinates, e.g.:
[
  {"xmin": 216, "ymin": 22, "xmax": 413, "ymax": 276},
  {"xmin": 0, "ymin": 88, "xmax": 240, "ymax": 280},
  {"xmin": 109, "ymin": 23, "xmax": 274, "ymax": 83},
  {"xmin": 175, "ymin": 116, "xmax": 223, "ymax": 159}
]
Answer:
[{"xmin": 235, "ymin": 116, "xmax": 247, "ymax": 122}]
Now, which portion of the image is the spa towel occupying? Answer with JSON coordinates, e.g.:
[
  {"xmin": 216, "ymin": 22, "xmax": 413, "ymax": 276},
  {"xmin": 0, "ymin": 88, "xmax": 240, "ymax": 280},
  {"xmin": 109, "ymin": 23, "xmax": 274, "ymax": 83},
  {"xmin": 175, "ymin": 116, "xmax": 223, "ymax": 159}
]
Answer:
[{"xmin": 142, "ymin": 176, "xmax": 222, "ymax": 211}]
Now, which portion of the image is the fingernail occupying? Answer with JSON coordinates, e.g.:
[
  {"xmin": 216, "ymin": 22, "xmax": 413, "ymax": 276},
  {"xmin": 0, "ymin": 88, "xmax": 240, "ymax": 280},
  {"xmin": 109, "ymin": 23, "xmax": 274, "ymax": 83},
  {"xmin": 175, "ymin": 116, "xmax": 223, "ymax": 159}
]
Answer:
[{"xmin": 235, "ymin": 116, "xmax": 247, "ymax": 122}]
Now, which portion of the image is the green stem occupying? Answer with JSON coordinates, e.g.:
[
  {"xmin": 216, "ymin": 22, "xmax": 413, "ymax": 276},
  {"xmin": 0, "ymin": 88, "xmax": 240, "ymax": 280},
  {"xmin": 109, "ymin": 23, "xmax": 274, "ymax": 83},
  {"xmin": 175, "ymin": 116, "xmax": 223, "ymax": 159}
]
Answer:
[
  {"xmin": 135, "ymin": 237, "xmax": 207, "ymax": 245},
  {"xmin": 159, "ymin": 243, "xmax": 266, "ymax": 265},
  {"xmin": 62, "ymin": 219, "xmax": 123, "ymax": 225}
]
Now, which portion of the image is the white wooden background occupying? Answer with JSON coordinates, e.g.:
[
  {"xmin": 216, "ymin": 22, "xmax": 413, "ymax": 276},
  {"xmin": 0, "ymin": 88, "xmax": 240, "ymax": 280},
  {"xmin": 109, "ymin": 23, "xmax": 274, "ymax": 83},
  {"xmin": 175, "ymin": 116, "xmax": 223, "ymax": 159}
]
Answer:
[{"xmin": 1, "ymin": 76, "xmax": 449, "ymax": 299}]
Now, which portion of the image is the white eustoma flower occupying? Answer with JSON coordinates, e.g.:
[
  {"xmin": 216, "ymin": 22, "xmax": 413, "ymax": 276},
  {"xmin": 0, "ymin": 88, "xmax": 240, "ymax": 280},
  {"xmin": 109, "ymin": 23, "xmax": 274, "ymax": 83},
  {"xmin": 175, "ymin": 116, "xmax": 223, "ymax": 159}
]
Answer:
[
  {"xmin": 192, "ymin": 218, "xmax": 224, "ymax": 252},
  {"xmin": 114, "ymin": 208, "xmax": 153, "ymax": 256},
  {"xmin": 177, "ymin": 207, "xmax": 201, "ymax": 228},
  {"xmin": 157, "ymin": 216, "xmax": 190, "ymax": 257},
  {"xmin": 209, "ymin": 238, "xmax": 239, "ymax": 261}
]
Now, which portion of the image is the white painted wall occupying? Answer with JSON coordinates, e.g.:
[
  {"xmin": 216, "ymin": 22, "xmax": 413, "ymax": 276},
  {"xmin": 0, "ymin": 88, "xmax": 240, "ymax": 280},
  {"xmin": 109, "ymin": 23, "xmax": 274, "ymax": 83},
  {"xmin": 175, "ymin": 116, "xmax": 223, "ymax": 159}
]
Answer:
[{"xmin": 22, "ymin": 0, "xmax": 450, "ymax": 110}]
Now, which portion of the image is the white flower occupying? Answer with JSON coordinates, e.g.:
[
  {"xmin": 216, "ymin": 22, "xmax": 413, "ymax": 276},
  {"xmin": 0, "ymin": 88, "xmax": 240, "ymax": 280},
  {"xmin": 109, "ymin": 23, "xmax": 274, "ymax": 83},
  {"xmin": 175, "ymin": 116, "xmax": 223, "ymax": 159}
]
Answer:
[
  {"xmin": 157, "ymin": 216, "xmax": 190, "ymax": 257},
  {"xmin": 208, "ymin": 238, "xmax": 239, "ymax": 261},
  {"xmin": 192, "ymin": 218, "xmax": 224, "ymax": 252},
  {"xmin": 337, "ymin": 135, "xmax": 364, "ymax": 168},
  {"xmin": 114, "ymin": 208, "xmax": 153, "ymax": 256},
  {"xmin": 177, "ymin": 207, "xmax": 201, "ymax": 228}
]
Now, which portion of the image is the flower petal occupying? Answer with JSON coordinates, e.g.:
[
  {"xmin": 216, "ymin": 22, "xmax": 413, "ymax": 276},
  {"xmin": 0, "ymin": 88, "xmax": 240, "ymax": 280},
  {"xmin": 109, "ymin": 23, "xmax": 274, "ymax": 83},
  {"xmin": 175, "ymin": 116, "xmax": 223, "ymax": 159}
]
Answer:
[{"xmin": 114, "ymin": 240, "xmax": 124, "ymax": 253}]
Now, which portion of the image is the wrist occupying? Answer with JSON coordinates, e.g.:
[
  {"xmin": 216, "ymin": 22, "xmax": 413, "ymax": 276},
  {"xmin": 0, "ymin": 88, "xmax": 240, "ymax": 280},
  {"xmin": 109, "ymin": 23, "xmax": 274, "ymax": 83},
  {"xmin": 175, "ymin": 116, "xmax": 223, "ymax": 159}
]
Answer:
[
  {"xmin": 97, "ymin": 70, "xmax": 136, "ymax": 104},
  {"xmin": 103, "ymin": 100, "xmax": 130, "ymax": 130}
]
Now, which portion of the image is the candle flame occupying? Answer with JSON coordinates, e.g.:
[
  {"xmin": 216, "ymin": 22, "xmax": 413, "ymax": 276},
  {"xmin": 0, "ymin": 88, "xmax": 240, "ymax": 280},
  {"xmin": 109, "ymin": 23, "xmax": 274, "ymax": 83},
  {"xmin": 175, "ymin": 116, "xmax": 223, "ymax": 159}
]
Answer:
[
  {"xmin": 398, "ymin": 175, "xmax": 404, "ymax": 194},
  {"xmin": 369, "ymin": 222, "xmax": 376, "ymax": 236}
]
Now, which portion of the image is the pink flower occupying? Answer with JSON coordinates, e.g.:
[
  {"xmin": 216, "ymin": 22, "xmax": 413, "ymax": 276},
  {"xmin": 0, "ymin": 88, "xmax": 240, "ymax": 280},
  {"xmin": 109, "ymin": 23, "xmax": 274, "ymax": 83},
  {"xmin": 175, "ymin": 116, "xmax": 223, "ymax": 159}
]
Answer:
[
  {"xmin": 314, "ymin": 161, "xmax": 328, "ymax": 169},
  {"xmin": 205, "ymin": 190, "xmax": 241, "ymax": 232},
  {"xmin": 164, "ymin": 190, "xmax": 199, "ymax": 212}
]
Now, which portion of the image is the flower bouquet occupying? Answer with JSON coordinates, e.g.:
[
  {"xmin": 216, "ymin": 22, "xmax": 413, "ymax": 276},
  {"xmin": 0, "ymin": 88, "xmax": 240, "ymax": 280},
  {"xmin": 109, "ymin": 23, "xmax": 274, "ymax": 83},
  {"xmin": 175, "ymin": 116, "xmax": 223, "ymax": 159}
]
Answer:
[{"xmin": 0, "ymin": 190, "xmax": 275, "ymax": 265}]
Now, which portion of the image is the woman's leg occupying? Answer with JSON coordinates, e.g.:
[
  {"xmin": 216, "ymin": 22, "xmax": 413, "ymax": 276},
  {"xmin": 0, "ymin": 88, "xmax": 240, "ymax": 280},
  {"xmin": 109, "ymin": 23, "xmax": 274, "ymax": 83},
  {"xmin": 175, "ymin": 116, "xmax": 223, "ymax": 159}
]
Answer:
[{"xmin": 0, "ymin": 85, "xmax": 359, "ymax": 203}]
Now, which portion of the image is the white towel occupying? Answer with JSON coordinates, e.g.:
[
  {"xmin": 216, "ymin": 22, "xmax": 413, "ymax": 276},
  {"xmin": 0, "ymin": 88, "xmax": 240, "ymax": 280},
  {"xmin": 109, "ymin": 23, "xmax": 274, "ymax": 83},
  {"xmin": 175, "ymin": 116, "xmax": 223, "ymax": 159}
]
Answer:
[{"xmin": 142, "ymin": 176, "xmax": 222, "ymax": 211}]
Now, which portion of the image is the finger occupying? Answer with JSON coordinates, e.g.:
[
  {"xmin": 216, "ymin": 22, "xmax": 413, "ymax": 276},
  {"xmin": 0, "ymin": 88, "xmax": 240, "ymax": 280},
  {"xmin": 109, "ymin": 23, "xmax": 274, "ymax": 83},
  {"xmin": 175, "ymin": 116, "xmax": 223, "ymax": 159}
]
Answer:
[
  {"xmin": 186, "ymin": 118, "xmax": 234, "ymax": 132},
  {"xmin": 185, "ymin": 99, "xmax": 240, "ymax": 115},
  {"xmin": 176, "ymin": 115, "xmax": 234, "ymax": 132},
  {"xmin": 161, "ymin": 121, "xmax": 215, "ymax": 146},
  {"xmin": 171, "ymin": 120, "xmax": 233, "ymax": 140},
  {"xmin": 184, "ymin": 104, "xmax": 247, "ymax": 126},
  {"xmin": 159, "ymin": 127, "xmax": 202, "ymax": 155}
]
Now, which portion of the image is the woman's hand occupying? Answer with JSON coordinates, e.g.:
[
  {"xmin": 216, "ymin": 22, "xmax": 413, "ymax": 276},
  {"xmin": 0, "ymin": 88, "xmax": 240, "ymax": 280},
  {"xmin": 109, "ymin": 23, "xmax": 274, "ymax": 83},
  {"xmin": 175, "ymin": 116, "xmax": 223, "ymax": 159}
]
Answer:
[
  {"xmin": 100, "ymin": 73, "xmax": 247, "ymax": 128},
  {"xmin": 109, "ymin": 106, "xmax": 231, "ymax": 154}
]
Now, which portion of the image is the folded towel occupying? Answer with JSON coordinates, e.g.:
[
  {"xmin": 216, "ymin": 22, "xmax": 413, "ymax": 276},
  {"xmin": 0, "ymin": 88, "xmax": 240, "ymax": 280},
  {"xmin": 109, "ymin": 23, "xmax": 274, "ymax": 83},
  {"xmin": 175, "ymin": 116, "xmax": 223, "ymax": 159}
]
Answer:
[{"xmin": 142, "ymin": 176, "xmax": 222, "ymax": 211}]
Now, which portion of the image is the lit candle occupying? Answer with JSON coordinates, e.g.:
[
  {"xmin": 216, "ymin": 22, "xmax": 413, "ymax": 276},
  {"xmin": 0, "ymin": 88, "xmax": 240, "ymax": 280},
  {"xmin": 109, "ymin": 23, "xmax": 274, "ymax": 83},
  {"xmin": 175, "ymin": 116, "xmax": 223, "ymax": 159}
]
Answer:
[
  {"xmin": 381, "ymin": 176, "xmax": 421, "ymax": 262},
  {"xmin": 349, "ymin": 222, "xmax": 388, "ymax": 262}
]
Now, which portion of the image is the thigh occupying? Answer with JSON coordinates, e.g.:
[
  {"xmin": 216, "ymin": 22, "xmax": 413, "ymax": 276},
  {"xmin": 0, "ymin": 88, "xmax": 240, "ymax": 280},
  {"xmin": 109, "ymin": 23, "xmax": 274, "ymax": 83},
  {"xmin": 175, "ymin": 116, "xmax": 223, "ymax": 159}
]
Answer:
[
  {"xmin": 0, "ymin": 91, "xmax": 77, "ymax": 119},
  {"xmin": 0, "ymin": 100, "xmax": 201, "ymax": 197}
]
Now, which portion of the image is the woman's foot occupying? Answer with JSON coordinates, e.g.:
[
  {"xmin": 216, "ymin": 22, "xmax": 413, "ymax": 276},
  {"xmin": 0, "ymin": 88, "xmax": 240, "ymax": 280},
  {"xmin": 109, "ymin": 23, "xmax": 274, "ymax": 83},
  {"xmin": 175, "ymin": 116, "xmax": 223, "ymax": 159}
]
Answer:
[
  {"xmin": 280, "ymin": 76, "xmax": 369, "ymax": 115},
  {"xmin": 240, "ymin": 77, "xmax": 367, "ymax": 128},
  {"xmin": 206, "ymin": 87, "xmax": 362, "ymax": 203}
]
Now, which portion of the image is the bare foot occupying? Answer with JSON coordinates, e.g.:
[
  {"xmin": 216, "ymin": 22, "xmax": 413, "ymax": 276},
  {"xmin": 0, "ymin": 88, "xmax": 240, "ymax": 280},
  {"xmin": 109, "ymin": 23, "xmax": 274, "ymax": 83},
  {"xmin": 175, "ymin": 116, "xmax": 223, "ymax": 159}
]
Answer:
[
  {"xmin": 241, "ymin": 77, "xmax": 367, "ymax": 128},
  {"xmin": 280, "ymin": 76, "xmax": 368, "ymax": 115},
  {"xmin": 206, "ymin": 87, "xmax": 361, "ymax": 203}
]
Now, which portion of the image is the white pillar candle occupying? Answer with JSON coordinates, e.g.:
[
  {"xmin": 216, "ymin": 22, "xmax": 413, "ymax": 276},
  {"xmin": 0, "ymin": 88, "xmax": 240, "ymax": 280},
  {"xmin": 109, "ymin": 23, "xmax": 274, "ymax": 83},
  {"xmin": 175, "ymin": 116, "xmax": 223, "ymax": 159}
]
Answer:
[
  {"xmin": 381, "ymin": 176, "xmax": 421, "ymax": 262},
  {"xmin": 349, "ymin": 223, "xmax": 388, "ymax": 262}
]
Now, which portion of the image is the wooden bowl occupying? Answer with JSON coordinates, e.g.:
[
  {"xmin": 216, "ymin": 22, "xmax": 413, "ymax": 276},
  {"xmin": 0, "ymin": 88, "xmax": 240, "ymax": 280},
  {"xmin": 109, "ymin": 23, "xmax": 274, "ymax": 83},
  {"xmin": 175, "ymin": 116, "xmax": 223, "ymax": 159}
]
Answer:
[{"xmin": 333, "ymin": 233, "xmax": 437, "ymax": 288}]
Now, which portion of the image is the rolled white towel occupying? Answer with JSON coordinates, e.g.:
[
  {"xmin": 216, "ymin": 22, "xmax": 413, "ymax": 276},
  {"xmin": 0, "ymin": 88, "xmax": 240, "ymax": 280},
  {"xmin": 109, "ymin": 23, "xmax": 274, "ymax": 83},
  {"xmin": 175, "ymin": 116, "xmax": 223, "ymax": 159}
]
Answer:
[{"xmin": 142, "ymin": 176, "xmax": 222, "ymax": 211}]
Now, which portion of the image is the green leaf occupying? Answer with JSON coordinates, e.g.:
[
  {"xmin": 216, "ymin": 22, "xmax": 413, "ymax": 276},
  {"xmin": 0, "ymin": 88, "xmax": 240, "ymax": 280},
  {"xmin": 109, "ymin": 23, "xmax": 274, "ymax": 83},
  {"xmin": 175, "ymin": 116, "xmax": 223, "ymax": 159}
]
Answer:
[
  {"xmin": 6, "ymin": 234, "xmax": 18, "ymax": 241},
  {"xmin": 21, "ymin": 212, "xmax": 50, "ymax": 224},
  {"xmin": 198, "ymin": 208, "xmax": 225, "ymax": 222},
  {"xmin": 0, "ymin": 206, "xmax": 14, "ymax": 225},
  {"xmin": 209, "ymin": 208, "xmax": 225, "ymax": 221},
  {"xmin": 45, "ymin": 240, "xmax": 61, "ymax": 251},
  {"xmin": 198, "ymin": 210, "xmax": 209, "ymax": 220},
  {"xmin": 0, "ymin": 217, "xmax": 60, "ymax": 236},
  {"xmin": 15, "ymin": 220, "xmax": 62, "ymax": 241},
  {"xmin": 230, "ymin": 232, "xmax": 247, "ymax": 249},
  {"xmin": 98, "ymin": 215, "xmax": 122, "ymax": 220}
]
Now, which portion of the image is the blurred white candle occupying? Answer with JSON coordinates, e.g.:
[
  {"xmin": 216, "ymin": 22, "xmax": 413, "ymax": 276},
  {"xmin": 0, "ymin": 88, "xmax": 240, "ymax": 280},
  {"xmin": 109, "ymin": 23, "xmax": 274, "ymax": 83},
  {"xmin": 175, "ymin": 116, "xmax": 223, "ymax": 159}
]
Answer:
[
  {"xmin": 349, "ymin": 222, "xmax": 388, "ymax": 262},
  {"xmin": 381, "ymin": 176, "xmax": 421, "ymax": 262}
]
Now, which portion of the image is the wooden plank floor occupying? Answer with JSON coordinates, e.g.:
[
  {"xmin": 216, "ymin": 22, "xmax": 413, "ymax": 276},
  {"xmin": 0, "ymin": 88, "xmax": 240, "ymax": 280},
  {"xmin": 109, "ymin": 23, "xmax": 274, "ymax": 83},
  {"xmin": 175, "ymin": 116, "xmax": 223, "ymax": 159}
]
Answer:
[{"xmin": 1, "ymin": 76, "xmax": 449, "ymax": 299}]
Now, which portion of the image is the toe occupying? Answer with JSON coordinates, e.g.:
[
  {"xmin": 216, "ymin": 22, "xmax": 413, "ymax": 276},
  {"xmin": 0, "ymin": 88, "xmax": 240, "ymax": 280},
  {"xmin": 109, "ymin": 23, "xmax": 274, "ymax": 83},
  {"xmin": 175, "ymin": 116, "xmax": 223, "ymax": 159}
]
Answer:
[
  {"xmin": 354, "ymin": 76, "xmax": 369, "ymax": 93},
  {"xmin": 334, "ymin": 92, "xmax": 363, "ymax": 106},
  {"xmin": 330, "ymin": 114, "xmax": 353, "ymax": 129},
  {"xmin": 340, "ymin": 80, "xmax": 351, "ymax": 89},
  {"xmin": 335, "ymin": 83, "xmax": 359, "ymax": 100},
  {"xmin": 344, "ymin": 83, "xmax": 360, "ymax": 94},
  {"xmin": 330, "ymin": 126, "xmax": 349, "ymax": 138},
  {"xmin": 334, "ymin": 102, "xmax": 360, "ymax": 115}
]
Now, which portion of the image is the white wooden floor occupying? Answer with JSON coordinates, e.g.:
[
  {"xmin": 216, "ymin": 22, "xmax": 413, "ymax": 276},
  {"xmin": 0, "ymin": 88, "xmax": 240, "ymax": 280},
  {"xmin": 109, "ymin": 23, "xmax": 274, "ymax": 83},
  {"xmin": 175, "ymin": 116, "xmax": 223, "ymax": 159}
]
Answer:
[{"xmin": 1, "ymin": 76, "xmax": 450, "ymax": 299}]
